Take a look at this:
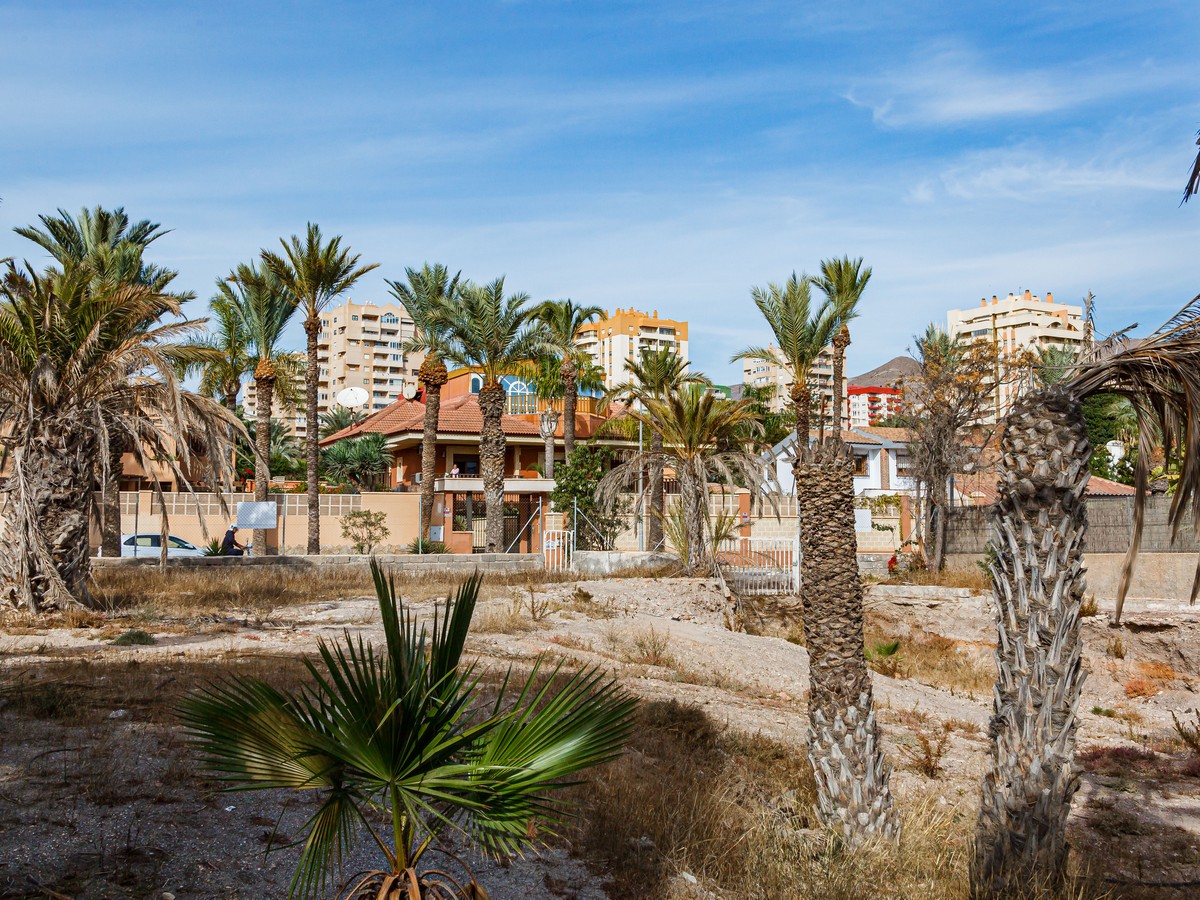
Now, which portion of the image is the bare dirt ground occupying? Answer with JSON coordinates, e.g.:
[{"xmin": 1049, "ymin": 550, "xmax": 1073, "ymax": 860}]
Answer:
[{"xmin": 2, "ymin": 572, "xmax": 1199, "ymax": 898}]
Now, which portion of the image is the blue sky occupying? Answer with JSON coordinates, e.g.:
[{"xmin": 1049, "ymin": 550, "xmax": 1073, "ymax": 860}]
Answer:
[{"xmin": 2, "ymin": 1, "xmax": 1198, "ymax": 384}]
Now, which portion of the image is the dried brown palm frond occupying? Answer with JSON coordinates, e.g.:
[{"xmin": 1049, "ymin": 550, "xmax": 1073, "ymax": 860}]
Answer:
[
  {"xmin": 1185, "ymin": 128, "xmax": 1200, "ymax": 204},
  {"xmin": 1065, "ymin": 295, "xmax": 1200, "ymax": 620}
]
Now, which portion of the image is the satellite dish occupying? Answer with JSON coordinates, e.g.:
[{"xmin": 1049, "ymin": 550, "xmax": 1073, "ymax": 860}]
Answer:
[
  {"xmin": 402, "ymin": 383, "xmax": 418, "ymax": 400},
  {"xmin": 336, "ymin": 386, "xmax": 369, "ymax": 409}
]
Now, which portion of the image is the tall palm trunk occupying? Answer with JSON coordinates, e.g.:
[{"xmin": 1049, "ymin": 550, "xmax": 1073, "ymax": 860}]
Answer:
[
  {"xmin": 794, "ymin": 440, "xmax": 898, "ymax": 842},
  {"xmin": 539, "ymin": 408, "xmax": 559, "ymax": 481},
  {"xmin": 419, "ymin": 355, "xmax": 447, "ymax": 541},
  {"xmin": 304, "ymin": 316, "xmax": 321, "ymax": 554},
  {"xmin": 222, "ymin": 380, "xmax": 239, "ymax": 412},
  {"xmin": 649, "ymin": 430, "xmax": 665, "ymax": 550},
  {"xmin": 100, "ymin": 438, "xmax": 125, "ymax": 558},
  {"xmin": 562, "ymin": 356, "xmax": 578, "ymax": 464},
  {"xmin": 678, "ymin": 460, "xmax": 709, "ymax": 575},
  {"xmin": 831, "ymin": 325, "xmax": 849, "ymax": 434},
  {"xmin": 972, "ymin": 386, "xmax": 1089, "ymax": 898},
  {"xmin": 0, "ymin": 424, "xmax": 96, "ymax": 611},
  {"xmin": 790, "ymin": 382, "xmax": 812, "ymax": 446},
  {"xmin": 478, "ymin": 381, "xmax": 507, "ymax": 552},
  {"xmin": 254, "ymin": 365, "xmax": 276, "ymax": 555}
]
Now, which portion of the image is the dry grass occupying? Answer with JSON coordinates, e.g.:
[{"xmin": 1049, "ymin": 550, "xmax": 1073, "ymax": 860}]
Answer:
[
  {"xmin": 85, "ymin": 564, "xmax": 578, "ymax": 618},
  {"xmin": 570, "ymin": 700, "xmax": 1106, "ymax": 900},
  {"xmin": 882, "ymin": 566, "xmax": 990, "ymax": 591},
  {"xmin": 865, "ymin": 628, "xmax": 994, "ymax": 696}
]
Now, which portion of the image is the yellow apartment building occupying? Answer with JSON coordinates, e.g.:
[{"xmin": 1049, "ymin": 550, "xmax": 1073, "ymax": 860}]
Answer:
[{"xmin": 574, "ymin": 308, "xmax": 689, "ymax": 388}]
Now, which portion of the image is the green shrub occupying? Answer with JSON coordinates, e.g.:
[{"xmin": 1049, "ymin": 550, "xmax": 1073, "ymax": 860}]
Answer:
[
  {"xmin": 111, "ymin": 629, "xmax": 155, "ymax": 646},
  {"xmin": 407, "ymin": 538, "xmax": 449, "ymax": 555}
]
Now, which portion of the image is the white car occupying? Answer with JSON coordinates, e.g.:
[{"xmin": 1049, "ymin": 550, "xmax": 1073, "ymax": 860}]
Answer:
[{"xmin": 117, "ymin": 534, "xmax": 206, "ymax": 558}]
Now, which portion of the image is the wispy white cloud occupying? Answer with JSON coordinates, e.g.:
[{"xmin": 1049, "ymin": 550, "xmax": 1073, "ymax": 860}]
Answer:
[{"xmin": 845, "ymin": 46, "xmax": 1186, "ymax": 127}]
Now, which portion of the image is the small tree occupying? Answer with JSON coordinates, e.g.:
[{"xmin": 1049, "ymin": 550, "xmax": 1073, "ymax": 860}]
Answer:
[
  {"xmin": 340, "ymin": 509, "xmax": 390, "ymax": 554},
  {"xmin": 550, "ymin": 444, "xmax": 631, "ymax": 550}
]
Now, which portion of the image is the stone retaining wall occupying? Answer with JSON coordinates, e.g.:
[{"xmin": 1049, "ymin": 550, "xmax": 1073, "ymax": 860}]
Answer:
[{"xmin": 92, "ymin": 553, "xmax": 544, "ymax": 576}]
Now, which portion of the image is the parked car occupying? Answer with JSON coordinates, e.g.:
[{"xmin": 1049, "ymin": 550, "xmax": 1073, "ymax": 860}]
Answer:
[{"xmin": 116, "ymin": 534, "xmax": 205, "ymax": 558}]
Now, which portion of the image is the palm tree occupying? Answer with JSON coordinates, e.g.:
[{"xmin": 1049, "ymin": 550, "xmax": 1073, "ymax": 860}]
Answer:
[
  {"xmin": 518, "ymin": 355, "xmax": 606, "ymax": 479},
  {"xmin": 219, "ymin": 263, "xmax": 298, "ymax": 552},
  {"xmin": 536, "ymin": 300, "xmax": 603, "ymax": 464},
  {"xmin": 321, "ymin": 432, "xmax": 390, "ymax": 491},
  {"xmin": 0, "ymin": 261, "xmax": 241, "ymax": 611},
  {"xmin": 387, "ymin": 264, "xmax": 461, "ymax": 542},
  {"xmin": 262, "ymin": 224, "xmax": 378, "ymax": 555},
  {"xmin": 1185, "ymin": 127, "xmax": 1200, "ymax": 203},
  {"xmin": 793, "ymin": 440, "xmax": 899, "ymax": 844},
  {"xmin": 181, "ymin": 561, "xmax": 636, "ymax": 899},
  {"xmin": 599, "ymin": 385, "xmax": 769, "ymax": 574},
  {"xmin": 972, "ymin": 300, "xmax": 1200, "ymax": 896},
  {"xmin": 240, "ymin": 419, "xmax": 305, "ymax": 478},
  {"xmin": 441, "ymin": 277, "xmax": 549, "ymax": 552},
  {"xmin": 731, "ymin": 273, "xmax": 845, "ymax": 441},
  {"xmin": 318, "ymin": 405, "xmax": 366, "ymax": 438},
  {"xmin": 16, "ymin": 206, "xmax": 194, "ymax": 557},
  {"xmin": 813, "ymin": 256, "xmax": 869, "ymax": 437},
  {"xmin": 604, "ymin": 347, "xmax": 709, "ymax": 550},
  {"xmin": 185, "ymin": 292, "xmax": 252, "ymax": 412}
]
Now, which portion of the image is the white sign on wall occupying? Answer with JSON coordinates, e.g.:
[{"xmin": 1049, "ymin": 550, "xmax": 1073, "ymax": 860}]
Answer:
[{"xmin": 237, "ymin": 501, "xmax": 278, "ymax": 530}]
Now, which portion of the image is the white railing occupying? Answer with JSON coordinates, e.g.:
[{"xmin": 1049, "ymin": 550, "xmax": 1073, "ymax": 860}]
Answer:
[
  {"xmin": 543, "ymin": 529, "xmax": 574, "ymax": 572},
  {"xmin": 717, "ymin": 536, "xmax": 800, "ymax": 596}
]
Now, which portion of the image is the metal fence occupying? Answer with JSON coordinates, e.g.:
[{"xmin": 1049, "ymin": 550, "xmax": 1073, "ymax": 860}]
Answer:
[
  {"xmin": 716, "ymin": 536, "xmax": 800, "ymax": 596},
  {"xmin": 543, "ymin": 529, "xmax": 574, "ymax": 571}
]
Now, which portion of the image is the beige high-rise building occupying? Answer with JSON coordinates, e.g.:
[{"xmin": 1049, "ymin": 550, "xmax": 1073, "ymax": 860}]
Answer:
[
  {"xmin": 243, "ymin": 373, "xmax": 308, "ymax": 440},
  {"xmin": 574, "ymin": 308, "xmax": 689, "ymax": 387},
  {"xmin": 948, "ymin": 290, "xmax": 1086, "ymax": 420},
  {"xmin": 317, "ymin": 300, "xmax": 425, "ymax": 415},
  {"xmin": 741, "ymin": 345, "xmax": 844, "ymax": 429}
]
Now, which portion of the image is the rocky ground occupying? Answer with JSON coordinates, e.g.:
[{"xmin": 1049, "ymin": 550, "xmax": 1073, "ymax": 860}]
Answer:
[{"xmin": 2, "ymin": 573, "xmax": 1199, "ymax": 898}]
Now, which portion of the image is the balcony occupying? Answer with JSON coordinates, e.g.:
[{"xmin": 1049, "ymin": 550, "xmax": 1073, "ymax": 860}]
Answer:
[
  {"xmin": 503, "ymin": 395, "xmax": 600, "ymax": 416},
  {"xmin": 434, "ymin": 476, "xmax": 556, "ymax": 494}
]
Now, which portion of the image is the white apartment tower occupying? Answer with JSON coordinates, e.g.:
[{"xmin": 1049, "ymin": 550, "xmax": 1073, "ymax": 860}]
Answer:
[
  {"xmin": 741, "ymin": 345, "xmax": 844, "ymax": 429},
  {"xmin": 948, "ymin": 289, "xmax": 1085, "ymax": 419},
  {"xmin": 317, "ymin": 300, "xmax": 426, "ymax": 414},
  {"xmin": 574, "ymin": 308, "xmax": 689, "ymax": 388}
]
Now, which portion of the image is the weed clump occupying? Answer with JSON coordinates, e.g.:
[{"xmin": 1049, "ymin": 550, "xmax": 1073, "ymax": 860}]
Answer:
[{"xmin": 111, "ymin": 629, "xmax": 155, "ymax": 646}]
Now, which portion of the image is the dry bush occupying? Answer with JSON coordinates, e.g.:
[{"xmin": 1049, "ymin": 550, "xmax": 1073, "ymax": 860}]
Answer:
[
  {"xmin": 884, "ymin": 566, "xmax": 989, "ymax": 591},
  {"xmin": 899, "ymin": 722, "xmax": 953, "ymax": 778},
  {"xmin": 865, "ymin": 628, "xmax": 993, "ymax": 695},
  {"xmin": 472, "ymin": 598, "xmax": 538, "ymax": 634},
  {"xmin": 1123, "ymin": 676, "xmax": 1157, "ymax": 699},
  {"xmin": 1171, "ymin": 710, "xmax": 1200, "ymax": 755},
  {"xmin": 1079, "ymin": 594, "xmax": 1099, "ymax": 617},
  {"xmin": 1105, "ymin": 636, "xmax": 1125, "ymax": 659},
  {"xmin": 1136, "ymin": 661, "xmax": 1182, "ymax": 683},
  {"xmin": 628, "ymin": 626, "xmax": 673, "ymax": 667}
]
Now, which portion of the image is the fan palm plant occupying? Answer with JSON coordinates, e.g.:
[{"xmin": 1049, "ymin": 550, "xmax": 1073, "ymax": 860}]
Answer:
[
  {"xmin": 180, "ymin": 561, "xmax": 636, "ymax": 899},
  {"xmin": 319, "ymin": 405, "xmax": 367, "ymax": 439},
  {"xmin": 534, "ymin": 300, "xmax": 603, "ymax": 465},
  {"xmin": 321, "ymin": 432, "xmax": 390, "ymax": 491},
  {"xmin": 971, "ymin": 300, "xmax": 1200, "ymax": 896},
  {"xmin": 813, "ymin": 256, "xmax": 869, "ymax": 437},
  {"xmin": 599, "ymin": 385, "xmax": 770, "ymax": 574},
  {"xmin": 731, "ymin": 272, "xmax": 847, "ymax": 440},
  {"xmin": 0, "ymin": 261, "xmax": 241, "ymax": 611},
  {"xmin": 387, "ymin": 265, "xmax": 461, "ymax": 542},
  {"xmin": 603, "ymin": 348, "xmax": 709, "ymax": 550},
  {"xmin": 441, "ymin": 278, "xmax": 550, "ymax": 552},
  {"xmin": 16, "ymin": 206, "xmax": 194, "ymax": 556},
  {"xmin": 218, "ymin": 263, "xmax": 299, "ymax": 548},
  {"xmin": 263, "ymin": 224, "xmax": 378, "ymax": 554}
]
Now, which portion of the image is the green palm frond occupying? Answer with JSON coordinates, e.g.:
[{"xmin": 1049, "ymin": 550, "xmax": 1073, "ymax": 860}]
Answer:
[
  {"xmin": 386, "ymin": 263, "xmax": 462, "ymax": 361},
  {"xmin": 1068, "ymin": 296, "xmax": 1200, "ymax": 616},
  {"xmin": 261, "ymin": 223, "xmax": 379, "ymax": 322},
  {"xmin": 180, "ymin": 561, "xmax": 636, "ymax": 897},
  {"xmin": 440, "ymin": 277, "xmax": 550, "ymax": 384}
]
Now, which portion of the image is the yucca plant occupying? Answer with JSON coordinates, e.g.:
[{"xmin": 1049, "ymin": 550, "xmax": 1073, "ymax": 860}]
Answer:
[
  {"xmin": 180, "ymin": 561, "xmax": 637, "ymax": 899},
  {"xmin": 972, "ymin": 299, "xmax": 1200, "ymax": 897}
]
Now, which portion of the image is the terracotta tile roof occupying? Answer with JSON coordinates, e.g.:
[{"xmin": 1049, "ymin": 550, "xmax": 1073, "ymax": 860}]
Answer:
[
  {"xmin": 319, "ymin": 394, "xmax": 540, "ymax": 445},
  {"xmin": 954, "ymin": 471, "xmax": 1138, "ymax": 506},
  {"xmin": 853, "ymin": 426, "xmax": 913, "ymax": 444}
]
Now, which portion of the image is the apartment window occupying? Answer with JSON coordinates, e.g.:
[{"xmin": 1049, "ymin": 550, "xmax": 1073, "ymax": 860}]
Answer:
[
  {"xmin": 852, "ymin": 455, "xmax": 869, "ymax": 476},
  {"xmin": 351, "ymin": 315, "xmax": 359, "ymax": 321},
  {"xmin": 382, "ymin": 314, "xmax": 398, "ymax": 324}
]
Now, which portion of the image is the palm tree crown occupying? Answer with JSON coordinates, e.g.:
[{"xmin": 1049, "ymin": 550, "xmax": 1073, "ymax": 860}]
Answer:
[{"xmin": 731, "ymin": 272, "xmax": 847, "ymax": 438}]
